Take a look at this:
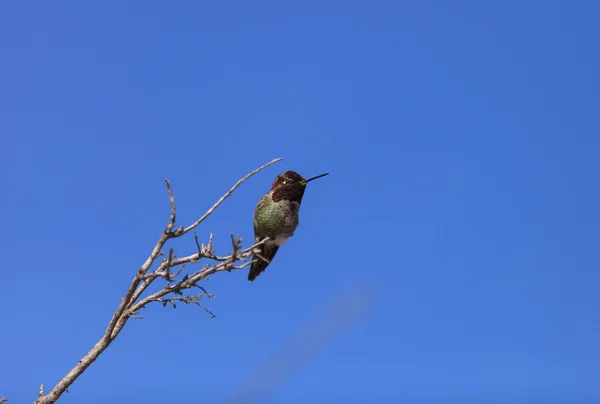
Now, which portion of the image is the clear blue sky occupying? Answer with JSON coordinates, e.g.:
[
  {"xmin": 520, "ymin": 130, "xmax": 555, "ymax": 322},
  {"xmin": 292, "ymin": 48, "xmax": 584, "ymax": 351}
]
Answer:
[{"xmin": 1, "ymin": 1, "xmax": 599, "ymax": 403}]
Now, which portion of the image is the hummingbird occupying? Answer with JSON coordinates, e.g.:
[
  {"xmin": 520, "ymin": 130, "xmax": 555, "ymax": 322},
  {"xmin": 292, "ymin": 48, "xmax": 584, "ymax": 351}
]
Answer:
[{"xmin": 248, "ymin": 170, "xmax": 329, "ymax": 281}]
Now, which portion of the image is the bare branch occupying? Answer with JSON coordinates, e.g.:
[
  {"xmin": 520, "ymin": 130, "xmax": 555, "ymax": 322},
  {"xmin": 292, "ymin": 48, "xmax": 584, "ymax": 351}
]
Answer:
[
  {"xmin": 33, "ymin": 158, "xmax": 282, "ymax": 404},
  {"xmin": 144, "ymin": 294, "xmax": 217, "ymax": 318},
  {"xmin": 180, "ymin": 157, "xmax": 282, "ymax": 236},
  {"xmin": 102, "ymin": 178, "xmax": 182, "ymax": 346},
  {"xmin": 197, "ymin": 285, "xmax": 216, "ymax": 299},
  {"xmin": 1, "ymin": 396, "xmax": 8, "ymax": 404},
  {"xmin": 194, "ymin": 232, "xmax": 203, "ymax": 254},
  {"xmin": 199, "ymin": 304, "xmax": 216, "ymax": 318},
  {"xmin": 164, "ymin": 248, "xmax": 175, "ymax": 281},
  {"xmin": 165, "ymin": 179, "xmax": 177, "ymax": 235},
  {"xmin": 127, "ymin": 240, "xmax": 262, "ymax": 314}
]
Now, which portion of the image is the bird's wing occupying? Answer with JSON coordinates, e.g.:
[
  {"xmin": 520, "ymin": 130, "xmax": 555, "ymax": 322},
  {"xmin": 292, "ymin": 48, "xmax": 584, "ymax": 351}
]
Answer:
[
  {"xmin": 253, "ymin": 193, "xmax": 271, "ymax": 239},
  {"xmin": 248, "ymin": 241, "xmax": 279, "ymax": 281}
]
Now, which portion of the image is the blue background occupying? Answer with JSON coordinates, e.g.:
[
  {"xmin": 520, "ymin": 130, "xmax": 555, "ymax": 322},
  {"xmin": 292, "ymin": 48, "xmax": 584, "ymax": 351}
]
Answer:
[{"xmin": 1, "ymin": 1, "xmax": 599, "ymax": 403}]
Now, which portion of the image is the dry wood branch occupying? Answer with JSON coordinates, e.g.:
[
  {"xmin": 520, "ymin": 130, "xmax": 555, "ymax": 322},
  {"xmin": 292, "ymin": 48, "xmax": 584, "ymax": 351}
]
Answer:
[
  {"xmin": 197, "ymin": 285, "xmax": 216, "ymax": 299},
  {"xmin": 127, "ymin": 240, "xmax": 262, "ymax": 315},
  {"xmin": 33, "ymin": 158, "xmax": 281, "ymax": 404},
  {"xmin": 1, "ymin": 396, "xmax": 8, "ymax": 404},
  {"xmin": 181, "ymin": 158, "xmax": 282, "ymax": 236},
  {"xmin": 150, "ymin": 294, "xmax": 216, "ymax": 318}
]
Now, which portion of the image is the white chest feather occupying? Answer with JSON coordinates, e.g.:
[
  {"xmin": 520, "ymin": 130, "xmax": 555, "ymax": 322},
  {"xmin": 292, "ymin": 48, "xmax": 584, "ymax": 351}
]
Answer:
[{"xmin": 271, "ymin": 235, "xmax": 289, "ymax": 246}]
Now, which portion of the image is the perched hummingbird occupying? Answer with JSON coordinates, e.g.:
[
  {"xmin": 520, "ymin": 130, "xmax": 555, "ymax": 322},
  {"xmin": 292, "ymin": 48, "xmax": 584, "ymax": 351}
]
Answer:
[{"xmin": 248, "ymin": 170, "xmax": 329, "ymax": 281}]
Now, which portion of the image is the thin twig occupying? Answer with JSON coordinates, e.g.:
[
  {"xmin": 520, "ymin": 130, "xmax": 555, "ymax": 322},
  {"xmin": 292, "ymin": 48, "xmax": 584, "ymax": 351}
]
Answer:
[
  {"xmin": 198, "ymin": 285, "xmax": 215, "ymax": 298},
  {"xmin": 197, "ymin": 303, "xmax": 216, "ymax": 318},
  {"xmin": 181, "ymin": 158, "xmax": 282, "ymax": 236},
  {"xmin": 153, "ymin": 294, "xmax": 217, "ymax": 318},
  {"xmin": 165, "ymin": 180, "xmax": 177, "ymax": 235},
  {"xmin": 194, "ymin": 232, "xmax": 202, "ymax": 254}
]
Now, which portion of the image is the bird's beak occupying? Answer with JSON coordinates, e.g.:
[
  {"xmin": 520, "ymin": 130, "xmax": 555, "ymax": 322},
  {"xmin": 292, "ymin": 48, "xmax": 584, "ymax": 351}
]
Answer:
[{"xmin": 302, "ymin": 173, "xmax": 329, "ymax": 185}]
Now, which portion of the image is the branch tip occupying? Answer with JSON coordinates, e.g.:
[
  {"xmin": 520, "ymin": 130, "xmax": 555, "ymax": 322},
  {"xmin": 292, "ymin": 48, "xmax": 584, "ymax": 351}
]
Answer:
[{"xmin": 180, "ymin": 158, "xmax": 282, "ymax": 236}]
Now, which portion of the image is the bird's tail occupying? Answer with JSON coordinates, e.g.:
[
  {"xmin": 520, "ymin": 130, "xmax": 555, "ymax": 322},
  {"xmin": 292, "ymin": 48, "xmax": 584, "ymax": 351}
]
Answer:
[{"xmin": 248, "ymin": 242, "xmax": 279, "ymax": 281}]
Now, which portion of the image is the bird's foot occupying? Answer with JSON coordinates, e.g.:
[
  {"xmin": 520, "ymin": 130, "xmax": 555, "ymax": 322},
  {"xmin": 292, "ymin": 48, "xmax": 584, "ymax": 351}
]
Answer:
[{"xmin": 255, "ymin": 252, "xmax": 271, "ymax": 264}]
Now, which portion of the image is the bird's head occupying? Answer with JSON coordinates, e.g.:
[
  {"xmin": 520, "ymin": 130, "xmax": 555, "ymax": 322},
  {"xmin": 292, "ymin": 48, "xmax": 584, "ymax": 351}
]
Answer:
[{"xmin": 270, "ymin": 171, "xmax": 329, "ymax": 190}]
